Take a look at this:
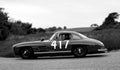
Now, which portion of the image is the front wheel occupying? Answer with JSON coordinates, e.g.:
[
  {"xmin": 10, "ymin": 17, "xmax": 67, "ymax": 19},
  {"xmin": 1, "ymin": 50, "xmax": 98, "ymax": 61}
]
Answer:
[
  {"xmin": 20, "ymin": 47, "xmax": 35, "ymax": 59},
  {"xmin": 72, "ymin": 47, "xmax": 87, "ymax": 57}
]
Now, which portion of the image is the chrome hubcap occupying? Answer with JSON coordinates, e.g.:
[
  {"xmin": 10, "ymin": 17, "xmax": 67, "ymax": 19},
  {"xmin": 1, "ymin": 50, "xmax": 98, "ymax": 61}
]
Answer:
[
  {"xmin": 23, "ymin": 50, "xmax": 30, "ymax": 57},
  {"xmin": 78, "ymin": 48, "xmax": 81, "ymax": 53}
]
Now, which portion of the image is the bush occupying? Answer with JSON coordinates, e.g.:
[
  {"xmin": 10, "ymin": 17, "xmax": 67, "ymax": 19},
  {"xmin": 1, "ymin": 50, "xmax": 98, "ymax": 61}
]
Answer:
[
  {"xmin": 87, "ymin": 29, "xmax": 120, "ymax": 51},
  {"xmin": 0, "ymin": 27, "xmax": 9, "ymax": 40}
]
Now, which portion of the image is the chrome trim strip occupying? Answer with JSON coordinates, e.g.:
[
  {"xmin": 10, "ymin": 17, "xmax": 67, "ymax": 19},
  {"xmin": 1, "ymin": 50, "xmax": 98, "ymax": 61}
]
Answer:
[
  {"xmin": 34, "ymin": 51, "xmax": 71, "ymax": 54},
  {"xmin": 98, "ymin": 48, "xmax": 107, "ymax": 51}
]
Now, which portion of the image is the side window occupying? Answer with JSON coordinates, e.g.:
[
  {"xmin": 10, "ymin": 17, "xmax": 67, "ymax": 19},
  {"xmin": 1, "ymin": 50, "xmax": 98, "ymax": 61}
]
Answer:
[
  {"xmin": 59, "ymin": 33, "xmax": 71, "ymax": 40},
  {"xmin": 71, "ymin": 33, "xmax": 82, "ymax": 40}
]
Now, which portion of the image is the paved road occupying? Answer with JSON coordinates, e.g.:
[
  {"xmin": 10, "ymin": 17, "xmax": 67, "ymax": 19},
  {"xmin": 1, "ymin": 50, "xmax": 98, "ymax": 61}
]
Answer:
[{"xmin": 0, "ymin": 51, "xmax": 120, "ymax": 70}]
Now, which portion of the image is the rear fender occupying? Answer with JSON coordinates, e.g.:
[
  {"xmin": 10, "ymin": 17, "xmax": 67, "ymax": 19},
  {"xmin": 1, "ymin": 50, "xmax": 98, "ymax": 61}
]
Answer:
[{"xmin": 71, "ymin": 44, "xmax": 88, "ymax": 52}]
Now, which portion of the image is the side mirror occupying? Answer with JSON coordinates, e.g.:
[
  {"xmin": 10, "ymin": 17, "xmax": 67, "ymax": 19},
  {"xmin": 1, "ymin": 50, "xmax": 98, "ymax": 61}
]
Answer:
[{"xmin": 41, "ymin": 38, "xmax": 45, "ymax": 41}]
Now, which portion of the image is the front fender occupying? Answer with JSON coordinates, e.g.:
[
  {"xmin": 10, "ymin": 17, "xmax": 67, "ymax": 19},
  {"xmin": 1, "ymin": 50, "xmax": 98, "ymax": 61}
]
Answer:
[
  {"xmin": 12, "ymin": 41, "xmax": 44, "ymax": 56},
  {"xmin": 70, "ymin": 38, "xmax": 104, "ymax": 47}
]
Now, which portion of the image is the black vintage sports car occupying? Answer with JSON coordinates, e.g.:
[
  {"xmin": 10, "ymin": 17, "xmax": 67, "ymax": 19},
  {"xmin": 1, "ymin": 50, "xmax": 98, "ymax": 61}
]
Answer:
[{"xmin": 12, "ymin": 31, "xmax": 107, "ymax": 59}]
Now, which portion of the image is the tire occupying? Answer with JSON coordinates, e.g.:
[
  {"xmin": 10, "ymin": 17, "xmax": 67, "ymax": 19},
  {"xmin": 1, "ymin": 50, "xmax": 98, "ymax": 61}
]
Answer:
[
  {"xmin": 20, "ymin": 47, "xmax": 34, "ymax": 59},
  {"xmin": 72, "ymin": 47, "xmax": 87, "ymax": 57}
]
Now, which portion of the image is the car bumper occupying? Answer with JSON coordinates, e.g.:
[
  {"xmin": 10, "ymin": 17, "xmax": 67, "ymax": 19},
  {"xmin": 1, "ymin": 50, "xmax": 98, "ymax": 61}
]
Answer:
[
  {"xmin": 98, "ymin": 48, "xmax": 107, "ymax": 53},
  {"xmin": 88, "ymin": 47, "xmax": 107, "ymax": 54}
]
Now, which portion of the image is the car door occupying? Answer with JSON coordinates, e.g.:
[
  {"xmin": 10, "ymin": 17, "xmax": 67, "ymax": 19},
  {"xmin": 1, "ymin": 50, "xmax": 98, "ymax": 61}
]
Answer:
[
  {"xmin": 37, "ymin": 41, "xmax": 53, "ymax": 52},
  {"xmin": 50, "ymin": 33, "xmax": 71, "ymax": 51},
  {"xmin": 50, "ymin": 40, "xmax": 70, "ymax": 51}
]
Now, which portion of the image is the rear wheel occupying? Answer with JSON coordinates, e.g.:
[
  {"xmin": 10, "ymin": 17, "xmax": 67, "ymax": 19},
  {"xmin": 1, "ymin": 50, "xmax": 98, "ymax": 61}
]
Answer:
[
  {"xmin": 72, "ymin": 47, "xmax": 87, "ymax": 57},
  {"xmin": 20, "ymin": 47, "xmax": 35, "ymax": 59}
]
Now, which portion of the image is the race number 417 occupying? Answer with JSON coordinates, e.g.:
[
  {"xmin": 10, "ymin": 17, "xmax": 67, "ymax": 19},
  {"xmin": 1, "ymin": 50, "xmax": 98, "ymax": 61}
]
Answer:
[{"xmin": 51, "ymin": 41, "xmax": 69, "ymax": 49}]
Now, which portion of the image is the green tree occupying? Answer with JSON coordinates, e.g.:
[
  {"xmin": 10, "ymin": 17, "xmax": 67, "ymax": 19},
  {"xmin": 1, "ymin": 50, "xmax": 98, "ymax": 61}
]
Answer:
[
  {"xmin": 95, "ymin": 12, "xmax": 120, "ymax": 30},
  {"xmin": 0, "ymin": 8, "xmax": 9, "ymax": 40},
  {"xmin": 58, "ymin": 27, "xmax": 62, "ymax": 30},
  {"xmin": 37, "ymin": 28, "xmax": 46, "ymax": 33},
  {"xmin": 91, "ymin": 24, "xmax": 99, "ymax": 27},
  {"xmin": 103, "ymin": 12, "xmax": 119, "ymax": 25},
  {"xmin": 10, "ymin": 20, "xmax": 32, "ymax": 35},
  {"xmin": 0, "ymin": 8, "xmax": 8, "ymax": 26},
  {"xmin": 63, "ymin": 26, "xmax": 67, "ymax": 29},
  {"xmin": 28, "ymin": 28, "xmax": 37, "ymax": 34}
]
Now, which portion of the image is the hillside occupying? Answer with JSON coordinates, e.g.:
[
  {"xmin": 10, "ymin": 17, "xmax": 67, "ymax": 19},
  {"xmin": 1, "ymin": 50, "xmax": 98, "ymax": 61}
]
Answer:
[
  {"xmin": 66, "ymin": 27, "xmax": 96, "ymax": 32},
  {"xmin": 55, "ymin": 27, "xmax": 96, "ymax": 33}
]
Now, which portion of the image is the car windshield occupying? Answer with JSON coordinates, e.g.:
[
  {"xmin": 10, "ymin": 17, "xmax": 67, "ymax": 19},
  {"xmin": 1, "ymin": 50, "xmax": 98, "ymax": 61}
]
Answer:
[{"xmin": 49, "ymin": 33, "xmax": 57, "ymax": 41}]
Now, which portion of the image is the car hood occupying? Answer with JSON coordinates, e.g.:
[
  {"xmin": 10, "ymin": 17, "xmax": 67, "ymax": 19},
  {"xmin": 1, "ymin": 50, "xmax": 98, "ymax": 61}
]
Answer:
[{"xmin": 13, "ymin": 40, "xmax": 49, "ymax": 47}]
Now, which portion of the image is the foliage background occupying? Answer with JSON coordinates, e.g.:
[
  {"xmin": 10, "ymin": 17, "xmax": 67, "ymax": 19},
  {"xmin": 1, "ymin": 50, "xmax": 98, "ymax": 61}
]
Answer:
[{"xmin": 0, "ymin": 8, "xmax": 120, "ymax": 57}]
